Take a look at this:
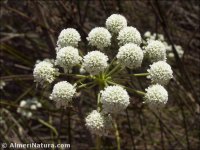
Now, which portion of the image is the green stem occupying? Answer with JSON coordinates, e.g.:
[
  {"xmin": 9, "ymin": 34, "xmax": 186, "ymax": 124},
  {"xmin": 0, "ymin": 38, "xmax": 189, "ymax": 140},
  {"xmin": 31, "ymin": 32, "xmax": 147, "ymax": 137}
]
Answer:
[
  {"xmin": 131, "ymin": 73, "xmax": 150, "ymax": 77},
  {"xmin": 87, "ymin": 83, "xmax": 97, "ymax": 89},
  {"xmin": 38, "ymin": 119, "xmax": 58, "ymax": 137},
  {"xmin": 49, "ymin": 117, "xmax": 55, "ymax": 150},
  {"xmin": 104, "ymin": 57, "xmax": 116, "ymax": 74},
  {"xmin": 96, "ymin": 136, "xmax": 101, "ymax": 150},
  {"xmin": 107, "ymin": 81, "xmax": 145, "ymax": 96},
  {"xmin": 106, "ymin": 64, "xmax": 122, "ymax": 77},
  {"xmin": 96, "ymin": 93, "xmax": 102, "ymax": 150},
  {"xmin": 77, "ymin": 82, "xmax": 94, "ymax": 89},
  {"xmin": 75, "ymin": 77, "xmax": 86, "ymax": 85},
  {"xmin": 95, "ymin": 81, "xmax": 106, "ymax": 149},
  {"xmin": 105, "ymin": 81, "xmax": 108, "ymax": 87},
  {"xmin": 113, "ymin": 119, "xmax": 121, "ymax": 150},
  {"xmin": 60, "ymin": 73, "xmax": 89, "ymax": 78},
  {"xmin": 97, "ymin": 93, "xmax": 101, "ymax": 111},
  {"xmin": 67, "ymin": 109, "xmax": 72, "ymax": 150}
]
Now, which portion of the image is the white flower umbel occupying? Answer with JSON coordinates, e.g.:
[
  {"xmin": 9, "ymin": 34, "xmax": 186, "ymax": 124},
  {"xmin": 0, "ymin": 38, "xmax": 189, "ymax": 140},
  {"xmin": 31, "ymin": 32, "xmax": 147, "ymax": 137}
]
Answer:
[
  {"xmin": 50, "ymin": 81, "xmax": 76, "ymax": 108},
  {"xmin": 144, "ymin": 84, "xmax": 168, "ymax": 108},
  {"xmin": 101, "ymin": 85, "xmax": 130, "ymax": 114},
  {"xmin": 87, "ymin": 27, "xmax": 111, "ymax": 50},
  {"xmin": 85, "ymin": 110, "xmax": 111, "ymax": 136},
  {"xmin": 143, "ymin": 32, "xmax": 184, "ymax": 60},
  {"xmin": 33, "ymin": 60, "xmax": 59, "ymax": 85},
  {"xmin": 82, "ymin": 51, "xmax": 108, "ymax": 75},
  {"xmin": 144, "ymin": 40, "xmax": 166, "ymax": 62},
  {"xmin": 144, "ymin": 32, "xmax": 165, "ymax": 42},
  {"xmin": 106, "ymin": 14, "xmax": 127, "ymax": 34},
  {"xmin": 147, "ymin": 61, "xmax": 173, "ymax": 85},
  {"xmin": 117, "ymin": 26, "xmax": 142, "ymax": 46},
  {"xmin": 56, "ymin": 28, "xmax": 81, "ymax": 51},
  {"xmin": 17, "ymin": 98, "xmax": 42, "ymax": 118},
  {"xmin": 168, "ymin": 45, "xmax": 184, "ymax": 59},
  {"xmin": 117, "ymin": 43, "xmax": 144, "ymax": 69},
  {"xmin": 55, "ymin": 46, "xmax": 82, "ymax": 72}
]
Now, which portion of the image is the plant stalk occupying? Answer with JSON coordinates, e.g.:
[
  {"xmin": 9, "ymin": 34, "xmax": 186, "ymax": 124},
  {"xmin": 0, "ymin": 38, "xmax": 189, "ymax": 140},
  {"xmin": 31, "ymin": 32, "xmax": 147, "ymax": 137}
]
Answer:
[
  {"xmin": 113, "ymin": 119, "xmax": 121, "ymax": 150},
  {"xmin": 131, "ymin": 73, "xmax": 150, "ymax": 77},
  {"xmin": 107, "ymin": 81, "xmax": 145, "ymax": 96}
]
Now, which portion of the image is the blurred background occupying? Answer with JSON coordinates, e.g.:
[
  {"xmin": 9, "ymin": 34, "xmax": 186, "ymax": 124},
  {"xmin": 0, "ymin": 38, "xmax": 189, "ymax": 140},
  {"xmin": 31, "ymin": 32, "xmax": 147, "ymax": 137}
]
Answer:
[{"xmin": 1, "ymin": 0, "xmax": 200, "ymax": 149}]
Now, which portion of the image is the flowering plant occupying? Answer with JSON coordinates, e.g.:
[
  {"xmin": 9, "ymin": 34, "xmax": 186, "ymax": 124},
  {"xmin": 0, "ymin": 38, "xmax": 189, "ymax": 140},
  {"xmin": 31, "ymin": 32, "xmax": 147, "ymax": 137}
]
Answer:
[{"xmin": 33, "ymin": 14, "xmax": 173, "ymax": 149}]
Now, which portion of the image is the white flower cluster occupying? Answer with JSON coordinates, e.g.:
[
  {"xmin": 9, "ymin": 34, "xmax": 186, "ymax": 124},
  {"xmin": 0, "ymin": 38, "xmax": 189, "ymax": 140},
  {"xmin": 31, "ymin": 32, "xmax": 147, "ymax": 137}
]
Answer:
[
  {"xmin": 82, "ymin": 51, "xmax": 108, "ymax": 75},
  {"xmin": 50, "ymin": 81, "xmax": 76, "ymax": 108},
  {"xmin": 143, "ymin": 31, "xmax": 184, "ymax": 60},
  {"xmin": 87, "ymin": 27, "xmax": 111, "ymax": 50},
  {"xmin": 144, "ymin": 40, "xmax": 166, "ymax": 63},
  {"xmin": 56, "ymin": 28, "xmax": 81, "ymax": 51},
  {"xmin": 32, "ymin": 14, "xmax": 175, "ymax": 137},
  {"xmin": 101, "ymin": 85, "xmax": 130, "ymax": 114},
  {"xmin": 144, "ymin": 84, "xmax": 168, "ymax": 108},
  {"xmin": 117, "ymin": 43, "xmax": 143, "ymax": 69},
  {"xmin": 147, "ymin": 61, "xmax": 173, "ymax": 85},
  {"xmin": 106, "ymin": 14, "xmax": 127, "ymax": 34},
  {"xmin": 33, "ymin": 28, "xmax": 82, "ymax": 108},
  {"xmin": 142, "ymin": 39, "xmax": 173, "ymax": 106},
  {"xmin": 85, "ymin": 110, "xmax": 111, "ymax": 136},
  {"xmin": 144, "ymin": 31, "xmax": 164, "ymax": 42},
  {"xmin": 17, "ymin": 98, "xmax": 42, "ymax": 118},
  {"xmin": 55, "ymin": 46, "xmax": 82, "ymax": 72},
  {"xmin": 117, "ymin": 26, "xmax": 142, "ymax": 46},
  {"xmin": 142, "ymin": 32, "xmax": 175, "ymax": 107},
  {"xmin": 33, "ymin": 60, "xmax": 59, "ymax": 85},
  {"xmin": 168, "ymin": 45, "xmax": 184, "ymax": 59}
]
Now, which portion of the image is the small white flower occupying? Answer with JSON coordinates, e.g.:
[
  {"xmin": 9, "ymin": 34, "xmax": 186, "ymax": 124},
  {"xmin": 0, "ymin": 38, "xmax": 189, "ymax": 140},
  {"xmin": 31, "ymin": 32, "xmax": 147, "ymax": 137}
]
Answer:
[
  {"xmin": 0, "ymin": 80, "xmax": 6, "ymax": 90},
  {"xmin": 144, "ymin": 31, "xmax": 151, "ymax": 38},
  {"xmin": 101, "ymin": 85, "xmax": 130, "ymax": 114},
  {"xmin": 147, "ymin": 61, "xmax": 173, "ymax": 85},
  {"xmin": 144, "ymin": 40, "xmax": 166, "ymax": 62},
  {"xmin": 177, "ymin": 46, "xmax": 184, "ymax": 57},
  {"xmin": 167, "ymin": 45, "xmax": 184, "ymax": 59},
  {"xmin": 33, "ymin": 60, "xmax": 59, "ymax": 85},
  {"xmin": 144, "ymin": 32, "xmax": 166, "ymax": 47},
  {"xmin": 56, "ymin": 28, "xmax": 81, "ymax": 51},
  {"xmin": 79, "ymin": 67, "xmax": 86, "ymax": 74},
  {"xmin": 26, "ymin": 112, "xmax": 32, "ymax": 118},
  {"xmin": 37, "ymin": 103, "xmax": 42, "ymax": 108},
  {"xmin": 17, "ymin": 98, "xmax": 42, "ymax": 118},
  {"xmin": 106, "ymin": 14, "xmax": 127, "ymax": 34},
  {"xmin": 20, "ymin": 100, "xmax": 26, "ymax": 107},
  {"xmin": 87, "ymin": 27, "xmax": 111, "ymax": 50},
  {"xmin": 144, "ymin": 84, "xmax": 168, "ymax": 108},
  {"xmin": 55, "ymin": 46, "xmax": 82, "ymax": 72},
  {"xmin": 168, "ymin": 53, "xmax": 174, "ymax": 58},
  {"xmin": 30, "ymin": 105, "xmax": 37, "ymax": 110},
  {"xmin": 85, "ymin": 110, "xmax": 111, "ymax": 136},
  {"xmin": 50, "ymin": 81, "xmax": 76, "ymax": 108},
  {"xmin": 36, "ymin": 58, "xmax": 55, "ymax": 65},
  {"xmin": 82, "ymin": 51, "xmax": 108, "ymax": 75},
  {"xmin": 117, "ymin": 43, "xmax": 143, "ymax": 69},
  {"xmin": 152, "ymin": 33, "xmax": 157, "ymax": 40},
  {"xmin": 157, "ymin": 34, "xmax": 164, "ymax": 41},
  {"xmin": 117, "ymin": 26, "xmax": 142, "ymax": 46},
  {"xmin": 163, "ymin": 42, "xmax": 172, "ymax": 52}
]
